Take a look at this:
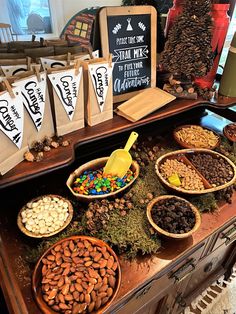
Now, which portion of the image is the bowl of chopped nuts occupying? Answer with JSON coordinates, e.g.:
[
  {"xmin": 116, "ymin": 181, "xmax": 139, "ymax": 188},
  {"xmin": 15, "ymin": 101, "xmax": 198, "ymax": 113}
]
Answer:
[
  {"xmin": 147, "ymin": 195, "xmax": 201, "ymax": 239},
  {"xmin": 17, "ymin": 194, "xmax": 73, "ymax": 238},
  {"xmin": 173, "ymin": 125, "xmax": 220, "ymax": 150},
  {"xmin": 155, "ymin": 148, "xmax": 236, "ymax": 195}
]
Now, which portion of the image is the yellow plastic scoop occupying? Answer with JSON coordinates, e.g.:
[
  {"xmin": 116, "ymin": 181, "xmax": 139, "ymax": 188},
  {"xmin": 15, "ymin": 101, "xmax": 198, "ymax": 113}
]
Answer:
[{"xmin": 103, "ymin": 131, "xmax": 138, "ymax": 178}]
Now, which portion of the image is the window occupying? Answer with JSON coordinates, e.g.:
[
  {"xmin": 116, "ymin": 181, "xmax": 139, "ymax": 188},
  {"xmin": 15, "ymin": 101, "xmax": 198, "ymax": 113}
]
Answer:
[{"xmin": 6, "ymin": 0, "xmax": 52, "ymax": 35}]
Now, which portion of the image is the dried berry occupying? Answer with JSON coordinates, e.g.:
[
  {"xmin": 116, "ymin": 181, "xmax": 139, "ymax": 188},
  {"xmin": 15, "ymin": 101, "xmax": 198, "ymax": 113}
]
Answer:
[{"xmin": 151, "ymin": 197, "xmax": 196, "ymax": 234}]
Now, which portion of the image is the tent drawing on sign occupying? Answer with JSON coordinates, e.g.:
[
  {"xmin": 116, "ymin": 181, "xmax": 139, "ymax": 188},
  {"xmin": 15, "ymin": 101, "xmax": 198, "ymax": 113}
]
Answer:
[{"xmin": 60, "ymin": 7, "xmax": 99, "ymax": 46}]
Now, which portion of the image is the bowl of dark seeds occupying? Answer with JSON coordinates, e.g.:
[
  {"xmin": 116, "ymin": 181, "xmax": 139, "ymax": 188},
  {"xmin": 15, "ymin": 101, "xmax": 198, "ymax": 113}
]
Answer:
[{"xmin": 147, "ymin": 195, "xmax": 201, "ymax": 239}]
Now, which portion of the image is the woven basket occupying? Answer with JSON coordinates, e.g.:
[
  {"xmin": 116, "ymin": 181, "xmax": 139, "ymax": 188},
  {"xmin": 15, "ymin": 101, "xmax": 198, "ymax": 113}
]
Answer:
[
  {"xmin": 66, "ymin": 157, "xmax": 139, "ymax": 202},
  {"xmin": 147, "ymin": 195, "xmax": 201, "ymax": 239}
]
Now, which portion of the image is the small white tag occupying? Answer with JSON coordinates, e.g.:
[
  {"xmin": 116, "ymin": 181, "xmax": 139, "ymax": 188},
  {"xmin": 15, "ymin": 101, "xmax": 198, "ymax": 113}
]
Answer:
[
  {"xmin": 13, "ymin": 73, "xmax": 47, "ymax": 131},
  {"xmin": 40, "ymin": 57, "xmax": 67, "ymax": 71},
  {"xmin": 88, "ymin": 62, "xmax": 113, "ymax": 112},
  {"xmin": 0, "ymin": 86, "xmax": 24, "ymax": 149},
  {"xmin": 1, "ymin": 64, "xmax": 28, "ymax": 77},
  {"xmin": 48, "ymin": 67, "xmax": 83, "ymax": 120}
]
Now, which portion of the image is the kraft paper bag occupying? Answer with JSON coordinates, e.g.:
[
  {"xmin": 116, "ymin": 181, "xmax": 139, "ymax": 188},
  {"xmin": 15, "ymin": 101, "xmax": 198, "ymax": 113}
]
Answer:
[
  {"xmin": 12, "ymin": 70, "xmax": 55, "ymax": 146},
  {"xmin": 0, "ymin": 57, "xmax": 32, "ymax": 77},
  {"xmin": 0, "ymin": 86, "xmax": 28, "ymax": 175},
  {"xmin": 47, "ymin": 64, "xmax": 84, "ymax": 136},
  {"xmin": 83, "ymin": 57, "xmax": 113, "ymax": 126}
]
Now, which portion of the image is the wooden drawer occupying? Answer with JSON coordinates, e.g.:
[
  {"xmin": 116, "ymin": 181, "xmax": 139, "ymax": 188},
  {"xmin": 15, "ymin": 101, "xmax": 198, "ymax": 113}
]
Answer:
[
  {"xmin": 212, "ymin": 219, "xmax": 236, "ymax": 252},
  {"xmin": 113, "ymin": 242, "xmax": 205, "ymax": 314}
]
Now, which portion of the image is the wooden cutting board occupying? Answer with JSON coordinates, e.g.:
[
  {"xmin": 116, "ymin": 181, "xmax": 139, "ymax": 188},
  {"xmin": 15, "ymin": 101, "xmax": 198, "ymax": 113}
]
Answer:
[{"xmin": 116, "ymin": 87, "xmax": 176, "ymax": 122}]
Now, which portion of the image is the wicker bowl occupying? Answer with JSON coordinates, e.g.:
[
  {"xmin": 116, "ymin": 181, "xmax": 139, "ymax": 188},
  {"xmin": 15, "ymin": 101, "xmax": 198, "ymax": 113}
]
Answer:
[
  {"xmin": 223, "ymin": 123, "xmax": 236, "ymax": 142},
  {"xmin": 32, "ymin": 235, "xmax": 121, "ymax": 314},
  {"xmin": 17, "ymin": 194, "xmax": 73, "ymax": 238},
  {"xmin": 66, "ymin": 157, "xmax": 139, "ymax": 202},
  {"xmin": 155, "ymin": 148, "xmax": 236, "ymax": 195},
  {"xmin": 173, "ymin": 124, "xmax": 220, "ymax": 149},
  {"xmin": 147, "ymin": 195, "xmax": 201, "ymax": 239}
]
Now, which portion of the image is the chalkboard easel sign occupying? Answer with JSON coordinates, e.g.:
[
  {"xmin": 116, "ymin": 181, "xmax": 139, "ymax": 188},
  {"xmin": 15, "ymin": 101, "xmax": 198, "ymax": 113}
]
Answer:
[{"xmin": 99, "ymin": 6, "xmax": 157, "ymax": 103}]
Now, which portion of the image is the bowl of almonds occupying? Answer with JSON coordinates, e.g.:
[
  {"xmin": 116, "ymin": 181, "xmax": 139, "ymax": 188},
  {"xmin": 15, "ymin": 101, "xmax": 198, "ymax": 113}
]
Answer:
[
  {"xmin": 173, "ymin": 125, "xmax": 220, "ymax": 149},
  {"xmin": 17, "ymin": 195, "xmax": 73, "ymax": 238},
  {"xmin": 32, "ymin": 236, "xmax": 121, "ymax": 314}
]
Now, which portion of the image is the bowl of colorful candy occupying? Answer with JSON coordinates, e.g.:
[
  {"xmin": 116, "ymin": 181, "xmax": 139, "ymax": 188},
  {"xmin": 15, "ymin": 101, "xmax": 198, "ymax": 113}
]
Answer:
[{"xmin": 66, "ymin": 157, "xmax": 139, "ymax": 201}]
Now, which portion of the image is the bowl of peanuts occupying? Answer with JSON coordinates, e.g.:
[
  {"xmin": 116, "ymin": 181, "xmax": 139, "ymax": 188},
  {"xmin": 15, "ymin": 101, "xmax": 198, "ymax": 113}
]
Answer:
[
  {"xmin": 155, "ymin": 149, "xmax": 236, "ymax": 194},
  {"xmin": 17, "ymin": 195, "xmax": 73, "ymax": 238},
  {"xmin": 32, "ymin": 235, "xmax": 121, "ymax": 314},
  {"xmin": 173, "ymin": 125, "xmax": 220, "ymax": 150}
]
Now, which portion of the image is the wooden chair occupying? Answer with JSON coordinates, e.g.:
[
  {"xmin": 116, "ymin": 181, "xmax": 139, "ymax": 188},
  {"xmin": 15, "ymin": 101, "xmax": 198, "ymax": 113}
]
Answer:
[{"xmin": 0, "ymin": 23, "xmax": 17, "ymax": 43}]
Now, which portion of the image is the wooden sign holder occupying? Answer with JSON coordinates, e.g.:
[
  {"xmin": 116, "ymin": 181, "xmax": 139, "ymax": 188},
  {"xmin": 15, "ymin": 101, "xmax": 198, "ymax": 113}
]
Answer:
[{"xmin": 99, "ymin": 6, "xmax": 157, "ymax": 103}]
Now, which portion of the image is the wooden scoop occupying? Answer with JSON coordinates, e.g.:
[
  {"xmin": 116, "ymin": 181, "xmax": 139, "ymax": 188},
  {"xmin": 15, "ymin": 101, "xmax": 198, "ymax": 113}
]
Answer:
[{"xmin": 103, "ymin": 131, "xmax": 138, "ymax": 178}]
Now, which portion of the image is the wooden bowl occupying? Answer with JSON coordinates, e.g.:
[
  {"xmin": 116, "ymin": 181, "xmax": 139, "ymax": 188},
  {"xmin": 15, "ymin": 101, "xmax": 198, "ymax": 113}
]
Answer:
[
  {"xmin": 32, "ymin": 235, "xmax": 121, "ymax": 314},
  {"xmin": 155, "ymin": 148, "xmax": 236, "ymax": 195},
  {"xmin": 17, "ymin": 194, "xmax": 73, "ymax": 238},
  {"xmin": 223, "ymin": 123, "xmax": 236, "ymax": 142},
  {"xmin": 147, "ymin": 195, "xmax": 201, "ymax": 239},
  {"xmin": 173, "ymin": 124, "xmax": 220, "ymax": 149},
  {"xmin": 66, "ymin": 157, "xmax": 139, "ymax": 202}
]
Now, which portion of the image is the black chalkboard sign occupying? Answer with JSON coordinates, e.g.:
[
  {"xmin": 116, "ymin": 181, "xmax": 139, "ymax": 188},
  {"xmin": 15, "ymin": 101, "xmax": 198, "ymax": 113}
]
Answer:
[{"xmin": 99, "ymin": 6, "xmax": 156, "ymax": 103}]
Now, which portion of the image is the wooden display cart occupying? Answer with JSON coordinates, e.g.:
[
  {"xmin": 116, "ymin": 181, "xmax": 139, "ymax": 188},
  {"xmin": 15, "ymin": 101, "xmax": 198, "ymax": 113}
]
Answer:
[{"xmin": 0, "ymin": 96, "xmax": 236, "ymax": 314}]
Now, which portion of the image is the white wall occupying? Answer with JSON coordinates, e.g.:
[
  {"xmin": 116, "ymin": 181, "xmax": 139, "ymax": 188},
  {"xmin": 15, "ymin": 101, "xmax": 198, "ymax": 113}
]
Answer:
[{"xmin": 61, "ymin": 0, "xmax": 122, "ymax": 25}]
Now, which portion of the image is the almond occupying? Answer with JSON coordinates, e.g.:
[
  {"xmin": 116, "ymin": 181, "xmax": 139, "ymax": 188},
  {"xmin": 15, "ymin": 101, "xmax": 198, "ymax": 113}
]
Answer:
[
  {"xmin": 95, "ymin": 297, "xmax": 102, "ymax": 310},
  {"xmin": 108, "ymin": 275, "xmax": 116, "ymax": 288},
  {"xmin": 88, "ymin": 301, "xmax": 95, "ymax": 313},
  {"xmin": 48, "ymin": 288, "xmax": 58, "ymax": 300},
  {"xmin": 69, "ymin": 240, "xmax": 75, "ymax": 252},
  {"xmin": 99, "ymin": 284, "xmax": 108, "ymax": 293},
  {"xmin": 107, "ymin": 257, "xmax": 114, "ymax": 269},
  {"xmin": 94, "ymin": 253, "xmax": 102, "ymax": 262},
  {"xmin": 65, "ymin": 294, "xmax": 73, "ymax": 301},
  {"xmin": 85, "ymin": 293, "xmax": 91, "ymax": 304},
  {"xmin": 54, "ymin": 244, "xmax": 62, "ymax": 252},
  {"xmin": 61, "ymin": 283, "xmax": 70, "ymax": 295},
  {"xmin": 58, "ymin": 293, "xmax": 65, "ymax": 303},
  {"xmin": 59, "ymin": 303, "xmax": 69, "ymax": 310},
  {"xmin": 75, "ymin": 283, "xmax": 83, "ymax": 293},
  {"xmin": 107, "ymin": 287, "xmax": 113, "ymax": 297},
  {"xmin": 101, "ymin": 296, "xmax": 109, "ymax": 305},
  {"xmin": 85, "ymin": 261, "xmax": 93, "ymax": 267},
  {"xmin": 87, "ymin": 284, "xmax": 95, "ymax": 294},
  {"xmin": 47, "ymin": 255, "xmax": 55, "ymax": 261},
  {"xmin": 99, "ymin": 259, "xmax": 107, "ymax": 268}
]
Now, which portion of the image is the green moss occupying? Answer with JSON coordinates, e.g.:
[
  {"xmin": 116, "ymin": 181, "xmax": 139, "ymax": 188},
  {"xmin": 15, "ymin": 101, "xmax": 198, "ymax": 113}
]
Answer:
[
  {"xmin": 94, "ymin": 207, "xmax": 161, "ymax": 259},
  {"xmin": 187, "ymin": 193, "xmax": 218, "ymax": 213}
]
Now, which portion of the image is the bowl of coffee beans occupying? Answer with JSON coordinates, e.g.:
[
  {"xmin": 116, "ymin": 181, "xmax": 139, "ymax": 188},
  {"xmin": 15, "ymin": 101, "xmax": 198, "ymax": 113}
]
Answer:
[
  {"xmin": 147, "ymin": 195, "xmax": 201, "ymax": 239},
  {"xmin": 32, "ymin": 235, "xmax": 121, "ymax": 314}
]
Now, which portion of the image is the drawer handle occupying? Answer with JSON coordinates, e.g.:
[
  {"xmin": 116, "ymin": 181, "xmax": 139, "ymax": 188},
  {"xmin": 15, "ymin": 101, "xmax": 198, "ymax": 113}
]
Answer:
[
  {"xmin": 170, "ymin": 259, "xmax": 196, "ymax": 283},
  {"xmin": 176, "ymin": 293, "xmax": 187, "ymax": 308},
  {"xmin": 221, "ymin": 224, "xmax": 236, "ymax": 245}
]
